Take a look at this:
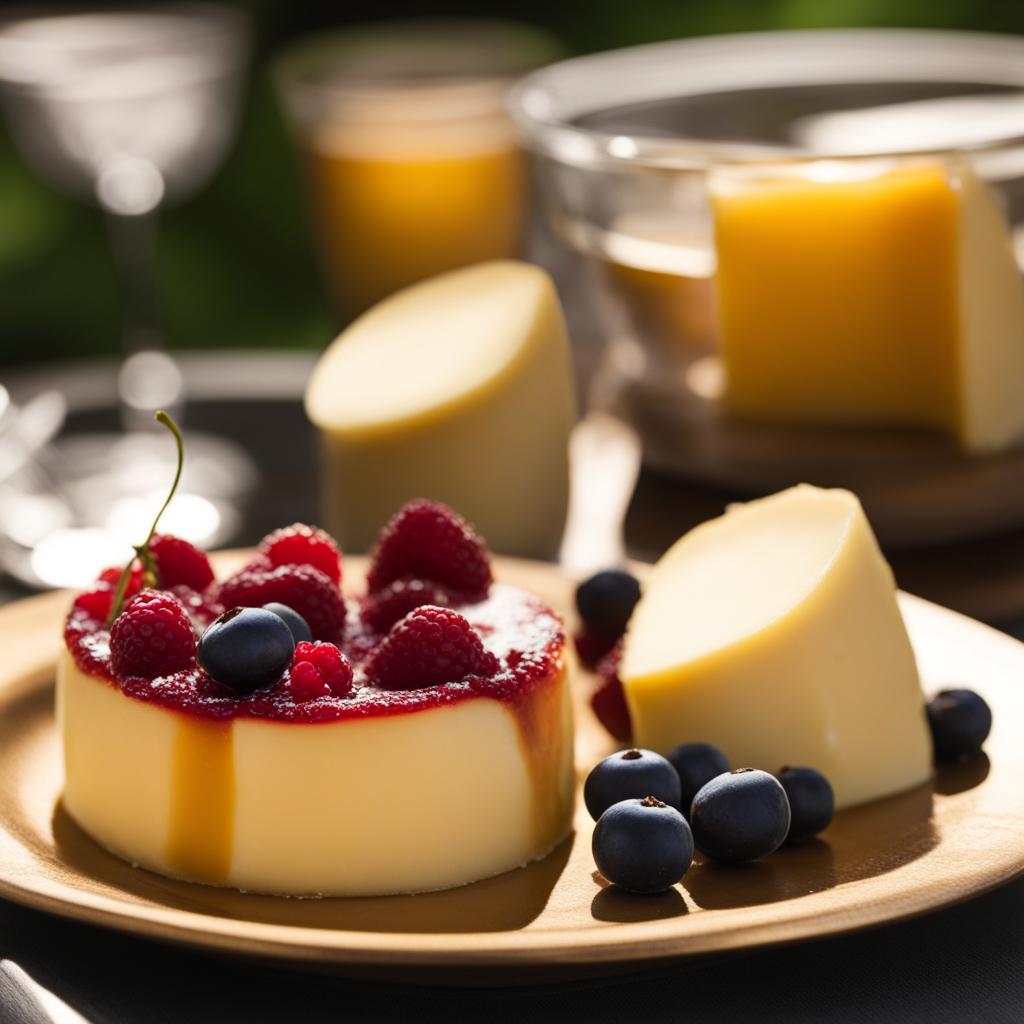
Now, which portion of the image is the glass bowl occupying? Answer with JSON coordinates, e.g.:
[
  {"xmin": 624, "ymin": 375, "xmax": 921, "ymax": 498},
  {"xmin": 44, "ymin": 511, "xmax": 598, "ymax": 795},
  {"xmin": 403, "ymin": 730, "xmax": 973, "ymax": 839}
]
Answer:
[
  {"xmin": 509, "ymin": 29, "xmax": 1024, "ymax": 546},
  {"xmin": 509, "ymin": 28, "xmax": 1024, "ymax": 407}
]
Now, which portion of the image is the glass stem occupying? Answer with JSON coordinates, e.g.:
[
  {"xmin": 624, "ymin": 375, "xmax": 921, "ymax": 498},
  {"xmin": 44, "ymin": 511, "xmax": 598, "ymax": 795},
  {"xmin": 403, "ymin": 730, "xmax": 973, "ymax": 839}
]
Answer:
[{"xmin": 105, "ymin": 205, "xmax": 185, "ymax": 432}]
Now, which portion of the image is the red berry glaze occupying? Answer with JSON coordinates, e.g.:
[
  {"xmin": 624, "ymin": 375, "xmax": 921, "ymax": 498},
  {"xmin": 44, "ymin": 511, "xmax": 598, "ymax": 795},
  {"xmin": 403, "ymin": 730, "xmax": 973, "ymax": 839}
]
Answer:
[
  {"xmin": 591, "ymin": 644, "xmax": 631, "ymax": 742},
  {"xmin": 290, "ymin": 641, "xmax": 354, "ymax": 702},
  {"xmin": 259, "ymin": 523, "xmax": 342, "ymax": 584},
  {"xmin": 361, "ymin": 577, "xmax": 452, "ymax": 633},
  {"xmin": 217, "ymin": 564, "xmax": 345, "ymax": 642},
  {"xmin": 109, "ymin": 589, "xmax": 196, "ymax": 679},
  {"xmin": 366, "ymin": 499, "xmax": 491, "ymax": 599},
  {"xmin": 150, "ymin": 534, "xmax": 215, "ymax": 591},
  {"xmin": 67, "ymin": 582, "xmax": 563, "ymax": 724},
  {"xmin": 364, "ymin": 605, "xmax": 499, "ymax": 691}
]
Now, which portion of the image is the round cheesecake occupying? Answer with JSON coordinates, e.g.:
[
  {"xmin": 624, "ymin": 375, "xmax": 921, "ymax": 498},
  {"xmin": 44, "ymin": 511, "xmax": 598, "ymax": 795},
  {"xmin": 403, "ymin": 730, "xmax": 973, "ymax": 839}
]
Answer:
[{"xmin": 59, "ymin": 570, "xmax": 574, "ymax": 897}]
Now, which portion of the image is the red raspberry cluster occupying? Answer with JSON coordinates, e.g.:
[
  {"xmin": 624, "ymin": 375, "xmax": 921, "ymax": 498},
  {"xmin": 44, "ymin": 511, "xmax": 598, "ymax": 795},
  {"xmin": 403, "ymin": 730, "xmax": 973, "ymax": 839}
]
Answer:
[
  {"xmin": 150, "ymin": 534, "xmax": 215, "ymax": 591},
  {"xmin": 366, "ymin": 499, "xmax": 491, "ymax": 599},
  {"xmin": 290, "ymin": 641, "xmax": 354, "ymax": 702},
  {"xmin": 81, "ymin": 500, "xmax": 504, "ymax": 697},
  {"xmin": 110, "ymin": 590, "xmax": 196, "ymax": 679},
  {"xmin": 361, "ymin": 576, "xmax": 451, "ymax": 633},
  {"xmin": 96, "ymin": 523, "xmax": 346, "ymax": 682},
  {"xmin": 364, "ymin": 605, "xmax": 499, "ymax": 691},
  {"xmin": 217, "ymin": 563, "xmax": 345, "ymax": 643},
  {"xmin": 360, "ymin": 499, "xmax": 493, "ymax": 635},
  {"xmin": 259, "ymin": 523, "xmax": 341, "ymax": 584}
]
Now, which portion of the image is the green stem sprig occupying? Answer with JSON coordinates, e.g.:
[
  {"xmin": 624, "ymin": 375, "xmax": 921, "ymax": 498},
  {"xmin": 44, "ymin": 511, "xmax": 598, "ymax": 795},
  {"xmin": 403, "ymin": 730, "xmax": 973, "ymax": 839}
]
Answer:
[{"xmin": 104, "ymin": 410, "xmax": 185, "ymax": 628}]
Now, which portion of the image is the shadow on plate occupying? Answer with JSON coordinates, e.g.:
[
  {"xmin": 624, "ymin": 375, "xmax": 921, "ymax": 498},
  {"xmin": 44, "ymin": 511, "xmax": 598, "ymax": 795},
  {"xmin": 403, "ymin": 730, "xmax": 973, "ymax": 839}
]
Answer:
[
  {"xmin": 684, "ymin": 782, "xmax": 939, "ymax": 911},
  {"xmin": 51, "ymin": 804, "xmax": 573, "ymax": 935},
  {"xmin": 590, "ymin": 879, "xmax": 688, "ymax": 923}
]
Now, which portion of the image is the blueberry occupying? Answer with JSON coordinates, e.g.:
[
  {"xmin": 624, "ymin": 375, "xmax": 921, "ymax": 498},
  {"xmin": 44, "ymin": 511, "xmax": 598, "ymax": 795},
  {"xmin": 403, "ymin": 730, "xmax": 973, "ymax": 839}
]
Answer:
[
  {"xmin": 667, "ymin": 742, "xmax": 731, "ymax": 817},
  {"xmin": 262, "ymin": 602, "xmax": 312, "ymax": 644},
  {"xmin": 584, "ymin": 748, "xmax": 682, "ymax": 821},
  {"xmin": 199, "ymin": 607, "xmax": 295, "ymax": 693},
  {"xmin": 592, "ymin": 797, "xmax": 694, "ymax": 894},
  {"xmin": 927, "ymin": 688, "xmax": 992, "ymax": 759},
  {"xmin": 778, "ymin": 766, "xmax": 834, "ymax": 844},
  {"xmin": 690, "ymin": 768, "xmax": 791, "ymax": 864},
  {"xmin": 575, "ymin": 570, "xmax": 641, "ymax": 635}
]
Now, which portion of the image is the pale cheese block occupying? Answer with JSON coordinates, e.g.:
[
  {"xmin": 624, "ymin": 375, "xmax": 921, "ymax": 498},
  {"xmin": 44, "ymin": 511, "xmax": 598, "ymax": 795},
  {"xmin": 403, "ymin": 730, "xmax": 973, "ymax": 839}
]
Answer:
[
  {"xmin": 712, "ymin": 160, "xmax": 1024, "ymax": 453},
  {"xmin": 621, "ymin": 485, "xmax": 933, "ymax": 809},
  {"xmin": 305, "ymin": 260, "xmax": 577, "ymax": 557}
]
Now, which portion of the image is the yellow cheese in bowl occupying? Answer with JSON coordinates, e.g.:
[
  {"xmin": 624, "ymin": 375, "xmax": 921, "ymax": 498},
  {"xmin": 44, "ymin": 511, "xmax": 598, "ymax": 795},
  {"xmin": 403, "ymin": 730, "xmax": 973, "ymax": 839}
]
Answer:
[
  {"xmin": 712, "ymin": 160, "xmax": 1024, "ymax": 453},
  {"xmin": 305, "ymin": 260, "xmax": 576, "ymax": 557},
  {"xmin": 621, "ymin": 485, "xmax": 932, "ymax": 809}
]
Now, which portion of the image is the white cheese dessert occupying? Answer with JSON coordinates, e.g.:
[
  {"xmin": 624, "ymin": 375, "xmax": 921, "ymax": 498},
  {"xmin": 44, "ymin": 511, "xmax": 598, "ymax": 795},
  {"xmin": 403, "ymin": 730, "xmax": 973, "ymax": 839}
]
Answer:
[{"xmin": 59, "ymin": 503, "xmax": 575, "ymax": 896}]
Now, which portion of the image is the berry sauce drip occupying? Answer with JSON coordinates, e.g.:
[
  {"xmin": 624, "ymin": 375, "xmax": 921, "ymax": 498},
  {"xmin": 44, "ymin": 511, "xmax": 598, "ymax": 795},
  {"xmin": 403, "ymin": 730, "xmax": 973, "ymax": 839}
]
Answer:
[{"xmin": 65, "ymin": 584, "xmax": 564, "ymax": 724}]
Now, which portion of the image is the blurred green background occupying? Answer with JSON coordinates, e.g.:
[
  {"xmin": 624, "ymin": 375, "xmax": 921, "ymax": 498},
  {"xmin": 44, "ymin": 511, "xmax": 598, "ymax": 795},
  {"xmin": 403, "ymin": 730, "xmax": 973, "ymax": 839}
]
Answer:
[{"xmin": 2, "ymin": 0, "xmax": 1023, "ymax": 369}]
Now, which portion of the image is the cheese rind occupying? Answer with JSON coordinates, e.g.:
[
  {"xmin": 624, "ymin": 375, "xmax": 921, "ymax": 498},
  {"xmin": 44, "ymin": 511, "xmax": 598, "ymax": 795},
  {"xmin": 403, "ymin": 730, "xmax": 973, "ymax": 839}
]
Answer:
[
  {"xmin": 621, "ymin": 485, "xmax": 933, "ymax": 809},
  {"xmin": 305, "ymin": 260, "xmax": 577, "ymax": 557},
  {"xmin": 712, "ymin": 160, "xmax": 1024, "ymax": 453}
]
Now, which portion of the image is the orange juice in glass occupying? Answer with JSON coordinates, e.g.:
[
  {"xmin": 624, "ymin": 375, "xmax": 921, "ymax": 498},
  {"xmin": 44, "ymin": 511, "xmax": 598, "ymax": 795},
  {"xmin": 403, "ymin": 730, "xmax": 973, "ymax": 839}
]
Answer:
[{"xmin": 276, "ymin": 21, "xmax": 561, "ymax": 320}]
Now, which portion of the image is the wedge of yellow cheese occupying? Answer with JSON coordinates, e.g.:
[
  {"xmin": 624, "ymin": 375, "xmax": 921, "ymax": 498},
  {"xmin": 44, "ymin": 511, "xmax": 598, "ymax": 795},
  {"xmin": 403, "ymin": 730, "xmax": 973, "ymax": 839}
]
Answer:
[
  {"xmin": 712, "ymin": 160, "xmax": 1024, "ymax": 453},
  {"xmin": 305, "ymin": 260, "xmax": 576, "ymax": 557},
  {"xmin": 621, "ymin": 485, "xmax": 932, "ymax": 809}
]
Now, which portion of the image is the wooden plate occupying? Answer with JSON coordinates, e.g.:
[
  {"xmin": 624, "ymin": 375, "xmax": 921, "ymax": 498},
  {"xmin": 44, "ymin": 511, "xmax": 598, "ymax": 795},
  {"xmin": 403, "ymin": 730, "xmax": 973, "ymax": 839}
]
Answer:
[{"xmin": 0, "ymin": 556, "xmax": 1022, "ymax": 984}]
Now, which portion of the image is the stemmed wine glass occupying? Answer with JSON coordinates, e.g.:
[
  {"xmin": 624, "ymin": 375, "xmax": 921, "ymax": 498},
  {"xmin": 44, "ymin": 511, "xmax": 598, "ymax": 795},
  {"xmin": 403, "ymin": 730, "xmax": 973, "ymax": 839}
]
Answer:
[{"xmin": 0, "ymin": 5, "xmax": 256, "ymax": 587}]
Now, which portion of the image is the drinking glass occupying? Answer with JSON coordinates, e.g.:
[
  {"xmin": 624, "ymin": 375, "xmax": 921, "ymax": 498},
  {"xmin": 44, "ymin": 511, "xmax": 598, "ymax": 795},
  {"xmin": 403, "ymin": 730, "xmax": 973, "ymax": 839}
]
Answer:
[
  {"xmin": 276, "ymin": 19, "xmax": 562, "ymax": 321},
  {"xmin": 0, "ymin": 5, "xmax": 255, "ymax": 586}
]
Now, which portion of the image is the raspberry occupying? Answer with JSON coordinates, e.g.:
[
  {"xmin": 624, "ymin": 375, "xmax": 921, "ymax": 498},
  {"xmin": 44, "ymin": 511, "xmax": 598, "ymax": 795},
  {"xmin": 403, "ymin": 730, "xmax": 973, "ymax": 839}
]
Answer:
[
  {"xmin": 99, "ymin": 562, "xmax": 143, "ymax": 598},
  {"xmin": 574, "ymin": 627, "xmax": 620, "ymax": 669},
  {"xmin": 364, "ymin": 605, "xmax": 499, "ymax": 691},
  {"xmin": 150, "ymin": 534, "xmax": 215, "ymax": 591},
  {"xmin": 289, "ymin": 641, "xmax": 354, "ymax": 701},
  {"xmin": 361, "ymin": 577, "xmax": 453, "ymax": 633},
  {"xmin": 110, "ymin": 589, "xmax": 196, "ymax": 679},
  {"xmin": 591, "ymin": 644, "xmax": 631, "ymax": 742},
  {"xmin": 366, "ymin": 499, "xmax": 491, "ymax": 599},
  {"xmin": 72, "ymin": 587, "xmax": 115, "ymax": 622},
  {"xmin": 259, "ymin": 523, "xmax": 342, "ymax": 584},
  {"xmin": 168, "ymin": 584, "xmax": 224, "ymax": 631},
  {"xmin": 217, "ymin": 564, "xmax": 346, "ymax": 642},
  {"xmin": 240, "ymin": 553, "xmax": 273, "ymax": 574}
]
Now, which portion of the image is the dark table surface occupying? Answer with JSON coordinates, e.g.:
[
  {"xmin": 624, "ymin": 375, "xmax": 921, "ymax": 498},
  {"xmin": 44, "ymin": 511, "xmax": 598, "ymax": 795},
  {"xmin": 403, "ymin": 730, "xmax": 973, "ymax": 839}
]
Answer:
[
  {"xmin": 1, "ymin": 371, "xmax": 1023, "ymax": 1023},
  {"xmin": 4, "ymin": 879, "xmax": 1024, "ymax": 1024}
]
